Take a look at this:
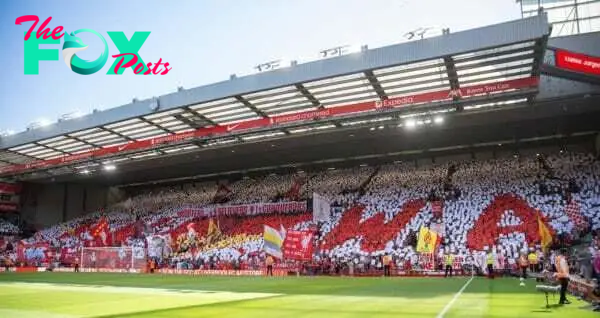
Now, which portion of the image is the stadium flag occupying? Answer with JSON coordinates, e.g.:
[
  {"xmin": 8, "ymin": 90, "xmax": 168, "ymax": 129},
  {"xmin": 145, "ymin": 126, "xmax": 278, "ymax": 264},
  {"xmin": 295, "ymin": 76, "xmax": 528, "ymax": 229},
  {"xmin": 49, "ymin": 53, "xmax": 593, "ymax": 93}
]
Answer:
[
  {"xmin": 537, "ymin": 213, "xmax": 553, "ymax": 251},
  {"xmin": 280, "ymin": 224, "xmax": 287, "ymax": 240},
  {"xmin": 263, "ymin": 225, "xmax": 284, "ymax": 259},
  {"xmin": 312, "ymin": 192, "xmax": 331, "ymax": 222},
  {"xmin": 416, "ymin": 227, "xmax": 438, "ymax": 253},
  {"xmin": 207, "ymin": 219, "xmax": 217, "ymax": 236},
  {"xmin": 285, "ymin": 175, "xmax": 303, "ymax": 200},
  {"xmin": 91, "ymin": 217, "xmax": 111, "ymax": 246}
]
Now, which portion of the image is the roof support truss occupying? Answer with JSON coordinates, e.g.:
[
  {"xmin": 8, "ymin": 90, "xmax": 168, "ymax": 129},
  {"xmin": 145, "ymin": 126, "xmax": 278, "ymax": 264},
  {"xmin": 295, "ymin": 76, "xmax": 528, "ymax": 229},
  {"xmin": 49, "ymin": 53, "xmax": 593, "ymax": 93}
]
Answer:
[
  {"xmin": 294, "ymin": 83, "xmax": 321, "ymax": 107},
  {"xmin": 364, "ymin": 70, "xmax": 387, "ymax": 100},
  {"xmin": 235, "ymin": 95, "xmax": 269, "ymax": 118}
]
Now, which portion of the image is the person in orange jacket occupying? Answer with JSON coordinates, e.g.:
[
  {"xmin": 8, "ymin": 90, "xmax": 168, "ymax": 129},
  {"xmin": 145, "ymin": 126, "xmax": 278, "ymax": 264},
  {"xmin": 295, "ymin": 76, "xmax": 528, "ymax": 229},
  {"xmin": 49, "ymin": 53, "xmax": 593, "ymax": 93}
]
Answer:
[
  {"xmin": 554, "ymin": 248, "xmax": 571, "ymax": 305},
  {"xmin": 518, "ymin": 252, "xmax": 529, "ymax": 279}
]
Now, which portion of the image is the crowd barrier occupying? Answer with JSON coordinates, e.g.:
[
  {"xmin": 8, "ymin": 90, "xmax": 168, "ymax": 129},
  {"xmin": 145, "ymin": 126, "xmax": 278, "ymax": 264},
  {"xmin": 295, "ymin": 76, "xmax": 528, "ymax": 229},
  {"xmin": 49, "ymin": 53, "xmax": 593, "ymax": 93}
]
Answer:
[{"xmin": 568, "ymin": 276, "xmax": 599, "ymax": 302}]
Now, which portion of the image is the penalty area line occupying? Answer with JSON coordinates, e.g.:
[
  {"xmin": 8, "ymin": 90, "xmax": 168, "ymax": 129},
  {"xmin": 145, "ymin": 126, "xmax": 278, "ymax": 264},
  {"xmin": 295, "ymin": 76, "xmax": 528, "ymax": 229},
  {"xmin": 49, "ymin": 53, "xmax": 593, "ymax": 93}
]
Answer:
[{"xmin": 436, "ymin": 276, "xmax": 475, "ymax": 318}]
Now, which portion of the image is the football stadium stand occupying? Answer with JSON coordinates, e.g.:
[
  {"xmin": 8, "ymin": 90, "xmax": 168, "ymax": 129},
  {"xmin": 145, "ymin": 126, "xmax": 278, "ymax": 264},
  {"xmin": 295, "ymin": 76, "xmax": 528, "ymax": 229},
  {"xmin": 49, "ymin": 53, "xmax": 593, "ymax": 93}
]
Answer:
[{"xmin": 1, "ymin": 14, "xmax": 600, "ymax": 315}]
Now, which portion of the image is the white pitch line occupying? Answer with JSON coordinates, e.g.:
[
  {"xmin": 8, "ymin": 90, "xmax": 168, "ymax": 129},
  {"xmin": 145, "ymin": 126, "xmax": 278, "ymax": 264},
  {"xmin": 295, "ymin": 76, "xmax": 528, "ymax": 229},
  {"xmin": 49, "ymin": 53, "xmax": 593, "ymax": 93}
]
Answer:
[{"xmin": 436, "ymin": 276, "xmax": 475, "ymax": 318}]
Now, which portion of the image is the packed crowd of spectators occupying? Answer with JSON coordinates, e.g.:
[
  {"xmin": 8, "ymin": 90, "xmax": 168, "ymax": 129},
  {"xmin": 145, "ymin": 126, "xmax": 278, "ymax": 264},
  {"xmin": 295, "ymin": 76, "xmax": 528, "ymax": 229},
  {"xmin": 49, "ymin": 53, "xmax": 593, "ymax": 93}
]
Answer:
[
  {"xmin": 0, "ymin": 219, "xmax": 19, "ymax": 235},
  {"xmin": 10, "ymin": 150, "xmax": 600, "ymax": 280}
]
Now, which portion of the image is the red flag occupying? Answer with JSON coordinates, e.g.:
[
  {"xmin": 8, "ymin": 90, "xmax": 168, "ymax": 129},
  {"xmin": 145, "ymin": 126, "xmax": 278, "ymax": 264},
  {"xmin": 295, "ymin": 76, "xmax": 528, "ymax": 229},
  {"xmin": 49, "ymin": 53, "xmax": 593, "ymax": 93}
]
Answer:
[
  {"xmin": 565, "ymin": 200, "xmax": 588, "ymax": 231},
  {"xmin": 91, "ymin": 217, "xmax": 111, "ymax": 246}
]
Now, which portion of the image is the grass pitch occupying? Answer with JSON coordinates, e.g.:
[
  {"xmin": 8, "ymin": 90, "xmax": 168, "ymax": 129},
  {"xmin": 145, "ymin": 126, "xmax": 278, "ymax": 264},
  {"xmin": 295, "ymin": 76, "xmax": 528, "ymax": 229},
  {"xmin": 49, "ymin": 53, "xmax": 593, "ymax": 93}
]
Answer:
[{"xmin": 0, "ymin": 273, "xmax": 597, "ymax": 317}]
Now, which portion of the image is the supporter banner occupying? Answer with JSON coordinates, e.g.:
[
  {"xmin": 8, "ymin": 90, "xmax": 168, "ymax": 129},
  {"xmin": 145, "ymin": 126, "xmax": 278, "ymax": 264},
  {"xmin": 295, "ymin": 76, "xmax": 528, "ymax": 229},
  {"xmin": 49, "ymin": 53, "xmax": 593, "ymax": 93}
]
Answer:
[
  {"xmin": 555, "ymin": 49, "xmax": 600, "ymax": 76},
  {"xmin": 0, "ymin": 77, "xmax": 539, "ymax": 176},
  {"xmin": 416, "ymin": 227, "xmax": 438, "ymax": 253},
  {"xmin": 283, "ymin": 230, "xmax": 314, "ymax": 261},
  {"xmin": 312, "ymin": 192, "xmax": 331, "ymax": 222},
  {"xmin": 0, "ymin": 182, "xmax": 21, "ymax": 194},
  {"xmin": 16, "ymin": 242, "xmax": 53, "ymax": 263},
  {"xmin": 177, "ymin": 201, "xmax": 307, "ymax": 218},
  {"xmin": 59, "ymin": 247, "xmax": 80, "ymax": 264}
]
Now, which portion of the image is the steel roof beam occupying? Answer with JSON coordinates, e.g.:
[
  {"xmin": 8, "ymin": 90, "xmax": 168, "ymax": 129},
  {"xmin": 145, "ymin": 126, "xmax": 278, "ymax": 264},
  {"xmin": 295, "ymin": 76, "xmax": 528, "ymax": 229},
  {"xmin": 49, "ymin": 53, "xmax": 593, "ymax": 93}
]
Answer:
[
  {"xmin": 67, "ymin": 135, "xmax": 102, "ymax": 149},
  {"xmin": 34, "ymin": 142, "xmax": 72, "ymax": 156},
  {"xmin": 443, "ymin": 56, "xmax": 461, "ymax": 111},
  {"xmin": 101, "ymin": 127, "xmax": 135, "ymax": 141},
  {"xmin": 184, "ymin": 106, "xmax": 218, "ymax": 126},
  {"xmin": 453, "ymin": 44, "xmax": 535, "ymax": 64},
  {"xmin": 364, "ymin": 70, "xmax": 387, "ymax": 100},
  {"xmin": 4, "ymin": 149, "xmax": 40, "ymax": 161},
  {"xmin": 294, "ymin": 83, "xmax": 321, "ymax": 107},
  {"xmin": 455, "ymin": 53, "xmax": 536, "ymax": 72},
  {"xmin": 530, "ymin": 37, "xmax": 548, "ymax": 78},
  {"xmin": 234, "ymin": 95, "xmax": 269, "ymax": 118},
  {"xmin": 139, "ymin": 117, "xmax": 176, "ymax": 134}
]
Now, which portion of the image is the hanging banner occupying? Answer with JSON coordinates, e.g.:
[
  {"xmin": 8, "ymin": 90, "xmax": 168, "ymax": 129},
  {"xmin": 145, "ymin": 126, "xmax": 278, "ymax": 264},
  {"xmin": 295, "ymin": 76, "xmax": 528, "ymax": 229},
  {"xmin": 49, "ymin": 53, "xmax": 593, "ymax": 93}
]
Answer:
[
  {"xmin": 16, "ymin": 242, "xmax": 53, "ymax": 263},
  {"xmin": 177, "ymin": 201, "xmax": 307, "ymax": 218},
  {"xmin": 312, "ymin": 192, "xmax": 331, "ymax": 222}
]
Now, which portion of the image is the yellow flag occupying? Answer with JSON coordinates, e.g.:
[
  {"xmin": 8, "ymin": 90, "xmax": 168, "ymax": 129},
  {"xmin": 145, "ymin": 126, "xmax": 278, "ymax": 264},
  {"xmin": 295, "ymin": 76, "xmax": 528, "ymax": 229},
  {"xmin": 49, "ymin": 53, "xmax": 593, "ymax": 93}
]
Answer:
[
  {"xmin": 417, "ymin": 227, "xmax": 438, "ymax": 253},
  {"xmin": 207, "ymin": 219, "xmax": 217, "ymax": 236},
  {"xmin": 537, "ymin": 214, "xmax": 552, "ymax": 251}
]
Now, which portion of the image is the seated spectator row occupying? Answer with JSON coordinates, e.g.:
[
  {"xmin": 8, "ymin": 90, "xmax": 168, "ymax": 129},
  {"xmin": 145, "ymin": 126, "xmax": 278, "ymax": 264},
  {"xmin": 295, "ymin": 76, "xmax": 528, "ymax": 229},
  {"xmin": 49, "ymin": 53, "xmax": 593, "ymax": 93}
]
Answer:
[{"xmin": 17, "ymin": 151, "xmax": 600, "ymax": 271}]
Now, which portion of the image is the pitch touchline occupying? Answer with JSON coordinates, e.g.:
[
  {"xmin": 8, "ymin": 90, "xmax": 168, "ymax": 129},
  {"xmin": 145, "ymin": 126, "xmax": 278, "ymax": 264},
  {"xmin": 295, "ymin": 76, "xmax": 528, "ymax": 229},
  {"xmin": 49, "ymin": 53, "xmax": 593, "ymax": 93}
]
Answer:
[{"xmin": 436, "ymin": 276, "xmax": 475, "ymax": 318}]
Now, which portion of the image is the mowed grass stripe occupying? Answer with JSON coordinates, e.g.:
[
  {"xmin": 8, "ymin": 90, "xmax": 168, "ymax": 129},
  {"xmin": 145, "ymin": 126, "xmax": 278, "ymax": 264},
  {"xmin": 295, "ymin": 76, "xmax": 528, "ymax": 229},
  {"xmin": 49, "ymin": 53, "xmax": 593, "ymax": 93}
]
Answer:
[
  {"xmin": 1, "ymin": 273, "xmax": 597, "ymax": 317},
  {"xmin": 0, "ymin": 283, "xmax": 283, "ymax": 318},
  {"xmin": 443, "ymin": 278, "xmax": 599, "ymax": 318}
]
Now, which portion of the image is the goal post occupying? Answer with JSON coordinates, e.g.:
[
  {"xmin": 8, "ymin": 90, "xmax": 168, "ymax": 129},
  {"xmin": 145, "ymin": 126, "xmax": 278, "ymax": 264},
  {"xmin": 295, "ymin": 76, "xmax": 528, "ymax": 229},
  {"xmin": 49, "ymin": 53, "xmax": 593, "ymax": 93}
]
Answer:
[{"xmin": 80, "ymin": 246, "xmax": 147, "ymax": 272}]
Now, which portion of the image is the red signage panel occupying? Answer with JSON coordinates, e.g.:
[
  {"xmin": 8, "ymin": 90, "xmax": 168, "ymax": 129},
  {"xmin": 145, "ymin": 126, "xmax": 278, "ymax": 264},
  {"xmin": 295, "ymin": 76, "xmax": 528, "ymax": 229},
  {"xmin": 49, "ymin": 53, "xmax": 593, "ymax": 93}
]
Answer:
[
  {"xmin": 0, "ymin": 183, "xmax": 22, "ymax": 194},
  {"xmin": 555, "ymin": 49, "xmax": 600, "ymax": 76}
]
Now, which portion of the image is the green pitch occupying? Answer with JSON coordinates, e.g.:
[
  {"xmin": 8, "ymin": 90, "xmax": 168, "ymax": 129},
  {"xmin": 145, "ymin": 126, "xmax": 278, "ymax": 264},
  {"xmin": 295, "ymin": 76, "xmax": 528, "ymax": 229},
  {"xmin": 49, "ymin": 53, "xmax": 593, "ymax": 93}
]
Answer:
[{"xmin": 0, "ymin": 273, "xmax": 596, "ymax": 317}]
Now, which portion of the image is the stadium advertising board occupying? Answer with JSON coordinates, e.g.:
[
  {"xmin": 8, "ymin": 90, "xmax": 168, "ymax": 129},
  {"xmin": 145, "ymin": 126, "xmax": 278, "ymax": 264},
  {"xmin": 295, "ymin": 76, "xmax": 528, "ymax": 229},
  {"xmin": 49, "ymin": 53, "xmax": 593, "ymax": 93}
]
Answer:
[
  {"xmin": 0, "ymin": 77, "xmax": 538, "ymax": 176},
  {"xmin": 555, "ymin": 49, "xmax": 600, "ymax": 76},
  {"xmin": 158, "ymin": 269, "xmax": 267, "ymax": 276},
  {"xmin": 0, "ymin": 183, "xmax": 22, "ymax": 193},
  {"xmin": 177, "ymin": 201, "xmax": 307, "ymax": 218}
]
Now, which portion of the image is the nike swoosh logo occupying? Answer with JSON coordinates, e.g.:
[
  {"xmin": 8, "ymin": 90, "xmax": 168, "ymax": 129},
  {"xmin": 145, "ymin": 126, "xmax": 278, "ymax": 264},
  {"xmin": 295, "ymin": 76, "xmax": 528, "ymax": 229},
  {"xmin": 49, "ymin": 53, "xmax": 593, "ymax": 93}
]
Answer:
[
  {"xmin": 118, "ymin": 145, "xmax": 128, "ymax": 151},
  {"xmin": 226, "ymin": 124, "xmax": 240, "ymax": 131}
]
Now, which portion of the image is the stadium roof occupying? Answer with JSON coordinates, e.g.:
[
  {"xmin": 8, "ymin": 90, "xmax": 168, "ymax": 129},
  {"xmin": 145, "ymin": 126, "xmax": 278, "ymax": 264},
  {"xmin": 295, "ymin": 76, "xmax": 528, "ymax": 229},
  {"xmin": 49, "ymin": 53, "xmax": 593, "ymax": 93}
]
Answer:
[{"xmin": 0, "ymin": 15, "xmax": 551, "ymax": 180}]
